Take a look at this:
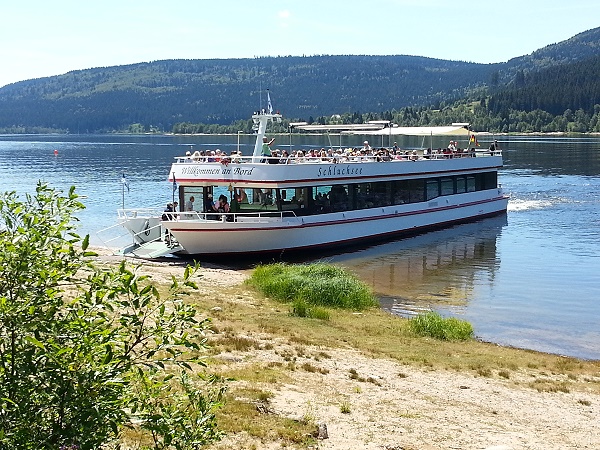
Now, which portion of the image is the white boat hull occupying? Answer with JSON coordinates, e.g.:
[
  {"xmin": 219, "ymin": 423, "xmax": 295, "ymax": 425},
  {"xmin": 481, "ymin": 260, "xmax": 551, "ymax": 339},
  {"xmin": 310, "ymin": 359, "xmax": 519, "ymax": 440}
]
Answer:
[{"xmin": 163, "ymin": 190, "xmax": 507, "ymax": 256}]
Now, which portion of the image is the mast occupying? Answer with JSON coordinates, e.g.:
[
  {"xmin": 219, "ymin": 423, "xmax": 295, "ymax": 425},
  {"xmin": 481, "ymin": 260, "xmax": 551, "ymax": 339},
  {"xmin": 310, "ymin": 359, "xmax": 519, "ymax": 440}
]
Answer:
[{"xmin": 251, "ymin": 90, "xmax": 282, "ymax": 162}]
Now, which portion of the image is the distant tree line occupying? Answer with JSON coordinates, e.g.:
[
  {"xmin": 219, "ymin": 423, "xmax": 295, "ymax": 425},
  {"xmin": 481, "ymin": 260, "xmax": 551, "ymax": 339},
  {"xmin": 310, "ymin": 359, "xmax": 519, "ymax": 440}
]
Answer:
[
  {"xmin": 169, "ymin": 53, "xmax": 600, "ymax": 135},
  {"xmin": 1, "ymin": 27, "xmax": 600, "ymax": 135}
]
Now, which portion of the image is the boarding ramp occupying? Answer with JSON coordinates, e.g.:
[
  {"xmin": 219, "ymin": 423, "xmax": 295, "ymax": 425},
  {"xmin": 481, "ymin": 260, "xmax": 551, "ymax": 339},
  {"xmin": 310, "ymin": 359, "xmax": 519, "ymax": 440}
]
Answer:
[{"xmin": 127, "ymin": 240, "xmax": 183, "ymax": 259}]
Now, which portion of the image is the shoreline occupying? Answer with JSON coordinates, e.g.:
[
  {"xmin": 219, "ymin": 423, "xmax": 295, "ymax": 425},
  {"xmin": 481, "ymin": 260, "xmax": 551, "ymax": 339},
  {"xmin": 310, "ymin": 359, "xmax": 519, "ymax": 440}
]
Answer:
[
  {"xmin": 93, "ymin": 249, "xmax": 600, "ymax": 449},
  {"xmin": 93, "ymin": 246, "xmax": 597, "ymax": 363}
]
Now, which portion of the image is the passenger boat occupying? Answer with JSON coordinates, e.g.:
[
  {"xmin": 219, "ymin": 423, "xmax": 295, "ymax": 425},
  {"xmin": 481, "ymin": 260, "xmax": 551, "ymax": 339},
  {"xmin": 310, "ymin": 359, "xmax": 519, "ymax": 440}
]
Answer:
[{"xmin": 111, "ymin": 104, "xmax": 508, "ymax": 259}]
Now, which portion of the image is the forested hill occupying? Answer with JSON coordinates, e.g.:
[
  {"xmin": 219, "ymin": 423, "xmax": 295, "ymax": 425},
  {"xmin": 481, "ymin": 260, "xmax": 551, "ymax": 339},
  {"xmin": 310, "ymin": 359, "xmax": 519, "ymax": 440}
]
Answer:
[
  {"xmin": 489, "ymin": 54, "xmax": 600, "ymax": 117},
  {"xmin": 0, "ymin": 56, "xmax": 497, "ymax": 133},
  {"xmin": 504, "ymin": 27, "xmax": 600, "ymax": 74},
  {"xmin": 0, "ymin": 26, "xmax": 599, "ymax": 134}
]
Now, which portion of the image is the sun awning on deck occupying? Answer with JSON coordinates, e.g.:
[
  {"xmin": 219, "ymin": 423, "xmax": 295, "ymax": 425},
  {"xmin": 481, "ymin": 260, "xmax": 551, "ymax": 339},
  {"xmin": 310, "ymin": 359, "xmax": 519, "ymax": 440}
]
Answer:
[
  {"xmin": 348, "ymin": 124, "xmax": 472, "ymax": 136},
  {"xmin": 292, "ymin": 122, "xmax": 472, "ymax": 136},
  {"xmin": 291, "ymin": 123, "xmax": 387, "ymax": 132}
]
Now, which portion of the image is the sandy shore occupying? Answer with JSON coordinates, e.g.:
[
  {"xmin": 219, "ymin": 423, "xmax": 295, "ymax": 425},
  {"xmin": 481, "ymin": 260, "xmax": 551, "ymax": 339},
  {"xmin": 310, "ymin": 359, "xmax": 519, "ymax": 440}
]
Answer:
[
  {"xmin": 94, "ymin": 249, "xmax": 600, "ymax": 450},
  {"xmin": 219, "ymin": 346, "xmax": 600, "ymax": 450}
]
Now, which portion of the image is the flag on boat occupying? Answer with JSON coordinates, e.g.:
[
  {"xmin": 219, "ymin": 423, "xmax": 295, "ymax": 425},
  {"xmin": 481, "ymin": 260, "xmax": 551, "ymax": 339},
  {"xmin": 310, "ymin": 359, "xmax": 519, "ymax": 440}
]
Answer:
[
  {"xmin": 267, "ymin": 90, "xmax": 273, "ymax": 114},
  {"xmin": 172, "ymin": 174, "xmax": 178, "ymax": 193},
  {"xmin": 121, "ymin": 173, "xmax": 129, "ymax": 192},
  {"xmin": 469, "ymin": 134, "xmax": 480, "ymax": 146}
]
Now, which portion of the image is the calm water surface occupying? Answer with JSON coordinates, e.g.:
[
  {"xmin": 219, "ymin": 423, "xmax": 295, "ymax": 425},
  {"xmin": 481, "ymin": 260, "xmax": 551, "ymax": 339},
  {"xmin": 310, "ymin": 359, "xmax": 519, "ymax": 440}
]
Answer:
[{"xmin": 0, "ymin": 133, "xmax": 598, "ymax": 359}]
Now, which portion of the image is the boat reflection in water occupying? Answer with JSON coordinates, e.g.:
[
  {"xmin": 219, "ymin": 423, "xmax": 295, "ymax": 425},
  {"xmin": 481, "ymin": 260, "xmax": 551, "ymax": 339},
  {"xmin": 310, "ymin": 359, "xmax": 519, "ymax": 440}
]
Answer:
[{"xmin": 325, "ymin": 214, "xmax": 507, "ymax": 317}]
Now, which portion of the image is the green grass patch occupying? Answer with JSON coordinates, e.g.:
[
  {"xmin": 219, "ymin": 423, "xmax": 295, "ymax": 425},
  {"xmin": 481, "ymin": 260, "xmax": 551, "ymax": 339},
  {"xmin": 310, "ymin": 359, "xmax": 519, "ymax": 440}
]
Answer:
[
  {"xmin": 410, "ymin": 311, "xmax": 474, "ymax": 341},
  {"xmin": 292, "ymin": 299, "xmax": 331, "ymax": 320},
  {"xmin": 247, "ymin": 262, "xmax": 377, "ymax": 310}
]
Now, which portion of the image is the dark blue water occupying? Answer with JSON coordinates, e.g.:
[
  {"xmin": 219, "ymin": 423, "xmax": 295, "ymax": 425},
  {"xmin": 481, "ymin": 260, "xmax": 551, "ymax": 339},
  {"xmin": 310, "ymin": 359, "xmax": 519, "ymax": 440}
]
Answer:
[{"xmin": 0, "ymin": 133, "xmax": 598, "ymax": 359}]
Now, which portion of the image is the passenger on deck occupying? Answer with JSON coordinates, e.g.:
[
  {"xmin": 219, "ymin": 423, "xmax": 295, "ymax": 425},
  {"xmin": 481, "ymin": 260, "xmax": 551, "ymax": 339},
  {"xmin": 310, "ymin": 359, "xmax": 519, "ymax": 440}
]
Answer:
[
  {"xmin": 231, "ymin": 150, "xmax": 242, "ymax": 163},
  {"xmin": 161, "ymin": 203, "xmax": 176, "ymax": 244},
  {"xmin": 261, "ymin": 136, "xmax": 275, "ymax": 162},
  {"xmin": 185, "ymin": 196, "xmax": 195, "ymax": 212},
  {"xmin": 204, "ymin": 194, "xmax": 217, "ymax": 215},
  {"xmin": 235, "ymin": 188, "xmax": 248, "ymax": 203},
  {"xmin": 280, "ymin": 150, "xmax": 291, "ymax": 164},
  {"xmin": 162, "ymin": 203, "xmax": 174, "ymax": 221},
  {"xmin": 217, "ymin": 195, "xmax": 230, "ymax": 213},
  {"xmin": 363, "ymin": 141, "xmax": 371, "ymax": 152},
  {"xmin": 269, "ymin": 149, "xmax": 280, "ymax": 164}
]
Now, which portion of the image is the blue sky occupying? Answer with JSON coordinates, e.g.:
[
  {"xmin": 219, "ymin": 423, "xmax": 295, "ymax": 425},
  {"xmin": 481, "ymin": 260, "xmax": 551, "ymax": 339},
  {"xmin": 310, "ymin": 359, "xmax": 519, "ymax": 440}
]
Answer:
[{"xmin": 1, "ymin": 0, "xmax": 598, "ymax": 88}]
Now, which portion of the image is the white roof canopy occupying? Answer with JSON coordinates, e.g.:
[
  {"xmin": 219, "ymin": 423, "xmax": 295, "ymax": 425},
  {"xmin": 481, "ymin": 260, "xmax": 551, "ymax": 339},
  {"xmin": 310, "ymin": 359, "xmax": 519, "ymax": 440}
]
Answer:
[
  {"xmin": 348, "ymin": 125, "xmax": 471, "ymax": 136},
  {"xmin": 292, "ymin": 123, "xmax": 386, "ymax": 131},
  {"xmin": 292, "ymin": 122, "xmax": 472, "ymax": 136}
]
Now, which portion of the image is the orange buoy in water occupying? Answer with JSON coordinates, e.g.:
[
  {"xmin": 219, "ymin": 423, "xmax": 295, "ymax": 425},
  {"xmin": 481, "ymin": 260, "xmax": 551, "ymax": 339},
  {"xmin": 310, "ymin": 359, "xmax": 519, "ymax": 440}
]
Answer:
[{"xmin": 53, "ymin": 149, "xmax": 59, "ymax": 156}]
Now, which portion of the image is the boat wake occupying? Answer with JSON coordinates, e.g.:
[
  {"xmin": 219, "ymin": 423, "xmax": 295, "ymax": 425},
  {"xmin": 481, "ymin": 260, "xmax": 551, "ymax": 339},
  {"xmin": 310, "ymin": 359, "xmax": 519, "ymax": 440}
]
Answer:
[{"xmin": 507, "ymin": 198, "xmax": 554, "ymax": 212}]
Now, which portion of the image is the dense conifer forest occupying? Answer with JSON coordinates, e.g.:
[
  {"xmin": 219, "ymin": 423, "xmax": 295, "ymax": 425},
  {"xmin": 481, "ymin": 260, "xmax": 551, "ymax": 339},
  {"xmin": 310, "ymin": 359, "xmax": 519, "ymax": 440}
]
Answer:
[{"xmin": 0, "ymin": 27, "xmax": 599, "ymax": 134}]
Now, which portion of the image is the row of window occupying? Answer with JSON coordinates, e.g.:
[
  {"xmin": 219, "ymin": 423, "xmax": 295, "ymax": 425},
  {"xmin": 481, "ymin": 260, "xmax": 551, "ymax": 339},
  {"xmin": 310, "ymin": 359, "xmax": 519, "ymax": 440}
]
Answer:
[{"xmin": 182, "ymin": 171, "xmax": 498, "ymax": 216}]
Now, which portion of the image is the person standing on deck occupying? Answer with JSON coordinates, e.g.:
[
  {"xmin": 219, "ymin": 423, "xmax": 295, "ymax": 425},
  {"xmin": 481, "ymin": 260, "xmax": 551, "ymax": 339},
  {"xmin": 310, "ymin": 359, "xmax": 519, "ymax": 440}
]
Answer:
[
  {"xmin": 185, "ymin": 196, "xmax": 195, "ymax": 211},
  {"xmin": 261, "ymin": 136, "xmax": 275, "ymax": 161}
]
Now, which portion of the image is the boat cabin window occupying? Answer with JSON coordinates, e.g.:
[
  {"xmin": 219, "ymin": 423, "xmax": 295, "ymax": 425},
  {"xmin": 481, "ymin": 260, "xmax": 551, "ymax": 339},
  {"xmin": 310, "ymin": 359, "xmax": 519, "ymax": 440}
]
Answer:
[
  {"xmin": 466, "ymin": 176, "xmax": 476, "ymax": 192},
  {"xmin": 196, "ymin": 170, "xmax": 499, "ymax": 218},
  {"xmin": 250, "ymin": 188, "xmax": 274, "ymax": 207},
  {"xmin": 355, "ymin": 182, "xmax": 393, "ymax": 209},
  {"xmin": 426, "ymin": 180, "xmax": 440, "ymax": 201},
  {"xmin": 456, "ymin": 176, "xmax": 467, "ymax": 194},
  {"xmin": 478, "ymin": 172, "xmax": 498, "ymax": 190},
  {"xmin": 392, "ymin": 180, "xmax": 425, "ymax": 204},
  {"xmin": 312, "ymin": 185, "xmax": 351, "ymax": 213},
  {"xmin": 440, "ymin": 178, "xmax": 454, "ymax": 196},
  {"xmin": 180, "ymin": 187, "xmax": 206, "ymax": 212},
  {"xmin": 277, "ymin": 188, "xmax": 307, "ymax": 212}
]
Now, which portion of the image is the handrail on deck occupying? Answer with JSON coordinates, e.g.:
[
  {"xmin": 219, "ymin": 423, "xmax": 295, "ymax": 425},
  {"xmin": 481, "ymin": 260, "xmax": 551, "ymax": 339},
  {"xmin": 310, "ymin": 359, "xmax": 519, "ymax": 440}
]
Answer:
[
  {"xmin": 114, "ymin": 209, "xmax": 299, "ymax": 224},
  {"xmin": 172, "ymin": 149, "xmax": 502, "ymax": 165},
  {"xmin": 165, "ymin": 210, "xmax": 299, "ymax": 223}
]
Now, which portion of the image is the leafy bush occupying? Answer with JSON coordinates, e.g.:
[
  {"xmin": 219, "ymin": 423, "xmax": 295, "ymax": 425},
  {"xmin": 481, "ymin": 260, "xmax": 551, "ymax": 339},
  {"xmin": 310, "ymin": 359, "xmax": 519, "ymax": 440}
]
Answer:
[
  {"xmin": 409, "ymin": 311, "xmax": 474, "ymax": 341},
  {"xmin": 248, "ymin": 263, "xmax": 377, "ymax": 311},
  {"xmin": 0, "ymin": 183, "xmax": 224, "ymax": 449}
]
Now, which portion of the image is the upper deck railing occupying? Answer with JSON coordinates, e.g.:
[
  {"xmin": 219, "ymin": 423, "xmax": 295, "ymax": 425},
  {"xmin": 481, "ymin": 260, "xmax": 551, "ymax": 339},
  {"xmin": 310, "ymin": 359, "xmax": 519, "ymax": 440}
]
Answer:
[{"xmin": 174, "ymin": 148, "xmax": 502, "ymax": 165}]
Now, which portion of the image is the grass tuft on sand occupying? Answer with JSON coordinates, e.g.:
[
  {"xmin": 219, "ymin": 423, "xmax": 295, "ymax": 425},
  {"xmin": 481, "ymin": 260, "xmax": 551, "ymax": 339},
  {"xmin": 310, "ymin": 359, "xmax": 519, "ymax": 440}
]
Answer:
[
  {"xmin": 410, "ymin": 311, "xmax": 474, "ymax": 341},
  {"xmin": 247, "ymin": 262, "xmax": 377, "ymax": 311}
]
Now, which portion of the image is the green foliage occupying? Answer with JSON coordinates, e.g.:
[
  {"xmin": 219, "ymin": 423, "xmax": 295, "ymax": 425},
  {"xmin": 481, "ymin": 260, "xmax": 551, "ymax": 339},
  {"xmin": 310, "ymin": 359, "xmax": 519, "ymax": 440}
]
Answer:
[
  {"xmin": 131, "ymin": 371, "xmax": 226, "ymax": 449},
  {"xmin": 409, "ymin": 311, "xmax": 474, "ymax": 341},
  {"xmin": 291, "ymin": 299, "xmax": 330, "ymax": 320},
  {"xmin": 248, "ymin": 263, "xmax": 377, "ymax": 311},
  {"xmin": 0, "ymin": 183, "xmax": 224, "ymax": 449}
]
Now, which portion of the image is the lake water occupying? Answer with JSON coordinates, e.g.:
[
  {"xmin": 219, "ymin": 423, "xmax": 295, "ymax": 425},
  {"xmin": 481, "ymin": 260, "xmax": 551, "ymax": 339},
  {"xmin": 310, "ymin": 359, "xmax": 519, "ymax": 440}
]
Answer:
[{"xmin": 0, "ymin": 133, "xmax": 598, "ymax": 360}]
